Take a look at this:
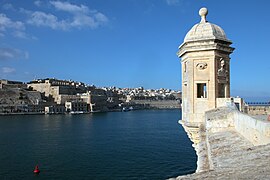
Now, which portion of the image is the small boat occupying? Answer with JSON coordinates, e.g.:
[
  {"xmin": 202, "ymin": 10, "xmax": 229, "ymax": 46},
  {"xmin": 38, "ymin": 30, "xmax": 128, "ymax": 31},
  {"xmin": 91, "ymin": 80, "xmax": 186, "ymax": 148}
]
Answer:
[
  {"xmin": 70, "ymin": 111, "xmax": 84, "ymax": 114},
  {"xmin": 33, "ymin": 165, "xmax": 40, "ymax": 174},
  {"xmin": 122, "ymin": 107, "xmax": 133, "ymax": 112}
]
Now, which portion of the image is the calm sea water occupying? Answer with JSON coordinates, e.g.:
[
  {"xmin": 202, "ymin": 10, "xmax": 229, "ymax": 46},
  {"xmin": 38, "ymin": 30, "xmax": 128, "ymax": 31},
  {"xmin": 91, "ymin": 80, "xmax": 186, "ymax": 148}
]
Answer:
[{"xmin": 0, "ymin": 109, "xmax": 196, "ymax": 180}]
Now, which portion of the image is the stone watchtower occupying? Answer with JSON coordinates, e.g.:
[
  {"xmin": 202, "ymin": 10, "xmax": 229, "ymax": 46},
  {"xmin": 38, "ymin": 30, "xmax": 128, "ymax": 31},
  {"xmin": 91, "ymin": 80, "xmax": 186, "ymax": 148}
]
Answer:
[{"xmin": 177, "ymin": 8, "xmax": 234, "ymax": 132}]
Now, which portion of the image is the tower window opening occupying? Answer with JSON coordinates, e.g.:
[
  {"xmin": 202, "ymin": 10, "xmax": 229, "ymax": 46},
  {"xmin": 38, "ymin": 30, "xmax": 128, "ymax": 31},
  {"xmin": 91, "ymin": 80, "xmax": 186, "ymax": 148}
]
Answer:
[
  {"xmin": 197, "ymin": 83, "xmax": 207, "ymax": 98},
  {"xmin": 184, "ymin": 62, "xmax": 187, "ymax": 72}
]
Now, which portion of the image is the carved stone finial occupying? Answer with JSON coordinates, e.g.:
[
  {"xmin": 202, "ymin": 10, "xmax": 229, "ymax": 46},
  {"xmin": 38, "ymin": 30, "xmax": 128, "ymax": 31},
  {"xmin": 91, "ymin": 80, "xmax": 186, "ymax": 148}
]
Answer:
[{"xmin": 199, "ymin": 7, "xmax": 208, "ymax": 23}]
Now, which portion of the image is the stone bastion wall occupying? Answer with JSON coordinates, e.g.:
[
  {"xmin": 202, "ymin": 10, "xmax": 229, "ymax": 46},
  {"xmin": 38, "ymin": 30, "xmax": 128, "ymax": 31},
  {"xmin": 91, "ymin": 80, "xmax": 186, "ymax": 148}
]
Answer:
[{"xmin": 171, "ymin": 106, "xmax": 270, "ymax": 179}]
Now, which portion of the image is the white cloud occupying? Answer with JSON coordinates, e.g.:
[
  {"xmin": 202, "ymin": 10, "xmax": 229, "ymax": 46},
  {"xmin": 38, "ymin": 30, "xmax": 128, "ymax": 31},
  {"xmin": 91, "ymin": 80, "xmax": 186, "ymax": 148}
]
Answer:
[
  {"xmin": 94, "ymin": 13, "xmax": 108, "ymax": 23},
  {"xmin": 34, "ymin": 0, "xmax": 42, "ymax": 7},
  {"xmin": 27, "ymin": 1, "xmax": 108, "ymax": 30},
  {"xmin": 19, "ymin": 8, "xmax": 32, "ymax": 15},
  {"xmin": 70, "ymin": 13, "xmax": 108, "ymax": 29},
  {"xmin": 13, "ymin": 31, "xmax": 27, "ymax": 39},
  {"xmin": 1, "ymin": 1, "xmax": 108, "ymax": 36},
  {"xmin": 2, "ymin": 3, "xmax": 15, "ymax": 11},
  {"xmin": 71, "ymin": 14, "xmax": 97, "ymax": 28},
  {"xmin": 0, "ymin": 47, "xmax": 29, "ymax": 61},
  {"xmin": 50, "ymin": 1, "xmax": 89, "ymax": 14},
  {"xmin": 12, "ymin": 30, "xmax": 37, "ymax": 40},
  {"xmin": 2, "ymin": 67, "xmax": 16, "ymax": 74},
  {"xmin": 27, "ymin": 11, "xmax": 68, "ymax": 30},
  {"xmin": 166, "ymin": 0, "xmax": 181, "ymax": 6},
  {"xmin": 0, "ymin": 13, "xmax": 25, "ymax": 31},
  {"xmin": 0, "ymin": 13, "xmax": 28, "ymax": 38}
]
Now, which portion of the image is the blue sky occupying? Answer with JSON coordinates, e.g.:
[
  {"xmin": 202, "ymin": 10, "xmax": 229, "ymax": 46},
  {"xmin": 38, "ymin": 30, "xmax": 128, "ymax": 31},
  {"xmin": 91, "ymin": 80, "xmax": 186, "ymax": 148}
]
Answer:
[{"xmin": 0, "ymin": 0, "xmax": 269, "ymax": 100}]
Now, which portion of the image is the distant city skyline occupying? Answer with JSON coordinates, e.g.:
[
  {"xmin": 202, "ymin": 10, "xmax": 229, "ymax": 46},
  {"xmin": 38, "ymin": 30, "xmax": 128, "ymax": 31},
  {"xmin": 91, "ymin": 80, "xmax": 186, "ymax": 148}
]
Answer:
[{"xmin": 0, "ymin": 0, "xmax": 270, "ymax": 101}]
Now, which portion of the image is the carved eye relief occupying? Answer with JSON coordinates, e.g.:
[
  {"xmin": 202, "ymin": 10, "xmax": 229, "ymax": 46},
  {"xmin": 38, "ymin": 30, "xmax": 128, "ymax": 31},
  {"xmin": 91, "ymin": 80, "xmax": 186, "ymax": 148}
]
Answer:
[{"xmin": 196, "ymin": 62, "xmax": 207, "ymax": 70}]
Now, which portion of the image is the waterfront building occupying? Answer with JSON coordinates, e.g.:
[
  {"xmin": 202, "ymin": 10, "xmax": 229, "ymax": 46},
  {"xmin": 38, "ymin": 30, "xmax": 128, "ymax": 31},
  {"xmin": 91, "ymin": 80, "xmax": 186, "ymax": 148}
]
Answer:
[
  {"xmin": 28, "ymin": 78, "xmax": 87, "ymax": 102},
  {"xmin": 27, "ymin": 78, "xmax": 112, "ymax": 112},
  {"xmin": 45, "ymin": 104, "xmax": 66, "ymax": 114},
  {"xmin": 177, "ymin": 7, "xmax": 234, "ymax": 127},
  {"xmin": 0, "ymin": 104, "xmax": 45, "ymax": 114},
  {"xmin": 65, "ymin": 101, "xmax": 88, "ymax": 113},
  {"xmin": 80, "ymin": 90, "xmax": 108, "ymax": 112},
  {"xmin": 1, "ymin": 77, "xmax": 181, "ymax": 113},
  {"xmin": 55, "ymin": 94, "xmax": 82, "ymax": 104},
  {"xmin": 27, "ymin": 104, "xmax": 45, "ymax": 113},
  {"xmin": 125, "ymin": 95, "xmax": 133, "ymax": 102}
]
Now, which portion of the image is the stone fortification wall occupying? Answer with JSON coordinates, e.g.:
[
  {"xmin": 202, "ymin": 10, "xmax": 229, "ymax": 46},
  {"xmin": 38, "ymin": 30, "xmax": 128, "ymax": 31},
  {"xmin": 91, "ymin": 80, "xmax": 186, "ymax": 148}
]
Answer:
[
  {"xmin": 247, "ymin": 105, "xmax": 270, "ymax": 115},
  {"xmin": 131, "ymin": 100, "xmax": 180, "ymax": 109},
  {"xmin": 233, "ymin": 111, "xmax": 270, "ymax": 145},
  {"xmin": 0, "ymin": 88, "xmax": 42, "ymax": 105},
  {"xmin": 172, "ymin": 107, "xmax": 270, "ymax": 179},
  {"xmin": 28, "ymin": 83, "xmax": 51, "ymax": 96},
  {"xmin": 174, "ymin": 130, "xmax": 270, "ymax": 180},
  {"xmin": 206, "ymin": 107, "xmax": 270, "ymax": 146},
  {"xmin": 26, "ymin": 91, "xmax": 42, "ymax": 105}
]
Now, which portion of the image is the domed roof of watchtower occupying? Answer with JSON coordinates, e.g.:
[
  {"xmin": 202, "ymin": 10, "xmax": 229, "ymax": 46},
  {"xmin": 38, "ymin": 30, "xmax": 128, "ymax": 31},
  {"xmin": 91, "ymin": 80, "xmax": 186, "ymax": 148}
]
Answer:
[{"xmin": 184, "ymin": 7, "xmax": 230, "ymax": 43}]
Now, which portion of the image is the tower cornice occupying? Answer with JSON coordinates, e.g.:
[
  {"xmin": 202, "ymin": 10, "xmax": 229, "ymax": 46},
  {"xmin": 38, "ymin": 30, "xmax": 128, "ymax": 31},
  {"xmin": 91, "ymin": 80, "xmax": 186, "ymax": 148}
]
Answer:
[{"xmin": 177, "ymin": 39, "xmax": 234, "ymax": 58}]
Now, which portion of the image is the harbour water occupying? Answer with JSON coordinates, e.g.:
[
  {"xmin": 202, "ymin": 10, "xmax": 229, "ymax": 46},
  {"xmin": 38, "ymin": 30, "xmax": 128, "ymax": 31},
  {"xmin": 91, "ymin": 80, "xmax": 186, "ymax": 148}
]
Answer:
[{"xmin": 0, "ymin": 109, "xmax": 196, "ymax": 179}]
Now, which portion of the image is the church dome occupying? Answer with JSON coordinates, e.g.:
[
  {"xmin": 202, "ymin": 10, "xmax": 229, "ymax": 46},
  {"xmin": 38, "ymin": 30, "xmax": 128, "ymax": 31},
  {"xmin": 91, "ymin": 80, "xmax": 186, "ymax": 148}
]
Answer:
[{"xmin": 184, "ymin": 8, "xmax": 229, "ymax": 43}]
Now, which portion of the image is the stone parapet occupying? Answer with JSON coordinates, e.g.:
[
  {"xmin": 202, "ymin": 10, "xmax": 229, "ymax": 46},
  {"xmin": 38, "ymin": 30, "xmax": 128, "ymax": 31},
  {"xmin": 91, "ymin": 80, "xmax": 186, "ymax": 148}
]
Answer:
[
  {"xmin": 233, "ymin": 111, "xmax": 270, "ymax": 146},
  {"xmin": 172, "ymin": 107, "xmax": 270, "ymax": 179},
  {"xmin": 206, "ymin": 107, "xmax": 270, "ymax": 146}
]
